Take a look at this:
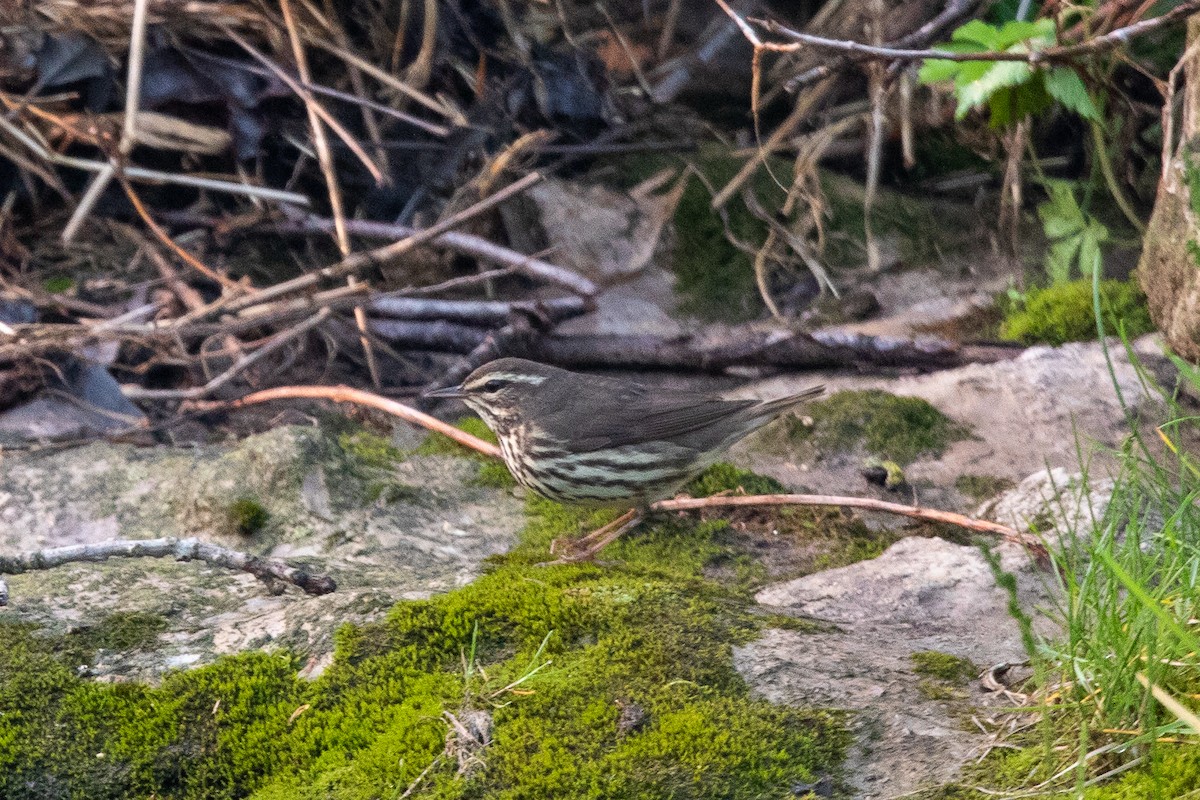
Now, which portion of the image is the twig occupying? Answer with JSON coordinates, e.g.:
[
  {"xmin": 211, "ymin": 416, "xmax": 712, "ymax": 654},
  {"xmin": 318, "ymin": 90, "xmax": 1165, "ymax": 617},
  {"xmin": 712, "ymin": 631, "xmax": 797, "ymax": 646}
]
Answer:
[
  {"xmin": 0, "ymin": 537, "xmax": 336, "ymax": 606},
  {"xmin": 119, "ymin": 179, "xmax": 245, "ymax": 291},
  {"xmin": 180, "ymin": 47, "xmax": 450, "ymax": 137},
  {"xmin": 221, "ymin": 23, "xmax": 384, "ymax": 184},
  {"xmin": 277, "ymin": 214, "xmax": 598, "ymax": 297},
  {"xmin": 652, "ymin": 494, "xmax": 1043, "ymax": 553},
  {"xmin": 311, "ymin": 38, "xmax": 465, "ymax": 124},
  {"xmin": 220, "ymin": 384, "xmax": 502, "ymax": 458},
  {"xmin": 60, "ymin": 0, "xmax": 150, "ymax": 242},
  {"xmin": 753, "ymin": 1, "xmax": 1200, "ymax": 64}
]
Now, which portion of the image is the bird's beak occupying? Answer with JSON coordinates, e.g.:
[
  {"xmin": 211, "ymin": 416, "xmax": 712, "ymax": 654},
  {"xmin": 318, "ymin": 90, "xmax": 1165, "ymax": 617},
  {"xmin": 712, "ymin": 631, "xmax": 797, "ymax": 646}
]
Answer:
[{"xmin": 423, "ymin": 384, "xmax": 468, "ymax": 399}]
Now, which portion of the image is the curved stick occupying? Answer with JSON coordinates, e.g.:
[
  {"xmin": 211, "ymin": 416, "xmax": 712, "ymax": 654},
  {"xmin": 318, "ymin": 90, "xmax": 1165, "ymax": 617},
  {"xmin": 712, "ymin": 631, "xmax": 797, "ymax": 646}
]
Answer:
[{"xmin": 227, "ymin": 385, "xmax": 502, "ymax": 458}]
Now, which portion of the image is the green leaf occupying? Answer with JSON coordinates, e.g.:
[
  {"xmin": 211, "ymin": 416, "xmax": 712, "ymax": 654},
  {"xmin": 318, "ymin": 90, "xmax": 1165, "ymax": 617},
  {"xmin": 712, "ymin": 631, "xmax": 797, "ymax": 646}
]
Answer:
[
  {"xmin": 1038, "ymin": 180, "xmax": 1086, "ymax": 236},
  {"xmin": 1046, "ymin": 236, "xmax": 1082, "ymax": 284},
  {"xmin": 951, "ymin": 19, "xmax": 1005, "ymax": 48},
  {"xmin": 993, "ymin": 20, "xmax": 1046, "ymax": 48},
  {"xmin": 955, "ymin": 61, "xmax": 1035, "ymax": 118},
  {"xmin": 1044, "ymin": 67, "xmax": 1099, "ymax": 120},
  {"xmin": 1036, "ymin": 180, "xmax": 1111, "ymax": 282},
  {"xmin": 918, "ymin": 58, "xmax": 960, "ymax": 84}
]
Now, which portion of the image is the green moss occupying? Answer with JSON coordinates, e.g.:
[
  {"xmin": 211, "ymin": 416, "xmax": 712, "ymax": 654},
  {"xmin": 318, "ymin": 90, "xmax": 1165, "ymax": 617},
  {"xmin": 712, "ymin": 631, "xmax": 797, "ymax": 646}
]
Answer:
[
  {"xmin": 999, "ymin": 279, "xmax": 1154, "ymax": 345},
  {"xmin": 337, "ymin": 430, "xmax": 404, "ymax": 469},
  {"xmin": 685, "ymin": 462, "xmax": 787, "ymax": 497},
  {"xmin": 415, "ymin": 417, "xmax": 515, "ymax": 490},
  {"xmin": 228, "ymin": 497, "xmax": 269, "ymax": 536},
  {"xmin": 955, "ymin": 474, "xmax": 1016, "ymax": 501},
  {"xmin": 910, "ymin": 651, "xmax": 979, "ymax": 684},
  {"xmin": 0, "ymin": 464, "xmax": 850, "ymax": 800},
  {"xmin": 414, "ymin": 417, "xmax": 499, "ymax": 456},
  {"xmin": 790, "ymin": 390, "xmax": 969, "ymax": 464}
]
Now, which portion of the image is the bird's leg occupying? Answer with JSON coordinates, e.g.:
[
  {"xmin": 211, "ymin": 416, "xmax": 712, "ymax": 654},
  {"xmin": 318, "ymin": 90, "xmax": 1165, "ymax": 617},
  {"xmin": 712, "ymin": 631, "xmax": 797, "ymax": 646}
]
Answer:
[{"xmin": 544, "ymin": 508, "xmax": 644, "ymax": 564}]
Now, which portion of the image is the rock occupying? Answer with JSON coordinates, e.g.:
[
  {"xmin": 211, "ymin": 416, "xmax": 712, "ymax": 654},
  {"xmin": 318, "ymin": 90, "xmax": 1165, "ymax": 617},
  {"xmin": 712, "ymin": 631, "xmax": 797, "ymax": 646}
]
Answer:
[
  {"xmin": 502, "ymin": 176, "xmax": 678, "ymax": 285},
  {"xmin": 738, "ymin": 536, "xmax": 1057, "ymax": 799},
  {"xmin": 0, "ymin": 425, "xmax": 522, "ymax": 679},
  {"xmin": 738, "ymin": 337, "xmax": 1171, "ymax": 514},
  {"xmin": 980, "ymin": 467, "xmax": 1115, "ymax": 535}
]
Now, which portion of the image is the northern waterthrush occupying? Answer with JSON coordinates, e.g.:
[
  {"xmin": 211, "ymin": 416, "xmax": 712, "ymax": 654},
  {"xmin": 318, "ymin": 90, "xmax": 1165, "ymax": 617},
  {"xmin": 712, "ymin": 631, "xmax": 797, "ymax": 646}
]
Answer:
[{"xmin": 426, "ymin": 358, "xmax": 823, "ymax": 558}]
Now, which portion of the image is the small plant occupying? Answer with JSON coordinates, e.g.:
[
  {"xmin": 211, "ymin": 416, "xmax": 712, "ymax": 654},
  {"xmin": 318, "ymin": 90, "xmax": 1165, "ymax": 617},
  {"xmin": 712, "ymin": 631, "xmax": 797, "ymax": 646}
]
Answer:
[
  {"xmin": 1000, "ymin": 279, "xmax": 1153, "ymax": 345},
  {"xmin": 1036, "ymin": 179, "xmax": 1110, "ymax": 283},
  {"xmin": 918, "ymin": 20, "xmax": 1098, "ymax": 128},
  {"xmin": 228, "ymin": 496, "xmax": 269, "ymax": 535}
]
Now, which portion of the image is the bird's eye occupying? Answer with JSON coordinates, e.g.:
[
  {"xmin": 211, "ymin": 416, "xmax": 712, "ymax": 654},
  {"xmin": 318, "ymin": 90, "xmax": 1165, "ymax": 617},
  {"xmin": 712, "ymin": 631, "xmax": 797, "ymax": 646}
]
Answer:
[{"xmin": 481, "ymin": 379, "xmax": 508, "ymax": 393}]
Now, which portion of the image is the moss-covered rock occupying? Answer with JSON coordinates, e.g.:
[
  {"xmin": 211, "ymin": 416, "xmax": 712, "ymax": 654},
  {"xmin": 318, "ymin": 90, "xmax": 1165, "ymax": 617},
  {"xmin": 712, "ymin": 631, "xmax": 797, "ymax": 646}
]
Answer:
[
  {"xmin": 789, "ymin": 390, "xmax": 970, "ymax": 464},
  {"xmin": 0, "ymin": 462, "xmax": 856, "ymax": 800},
  {"xmin": 954, "ymin": 474, "xmax": 1016, "ymax": 502},
  {"xmin": 999, "ymin": 279, "xmax": 1154, "ymax": 345},
  {"xmin": 910, "ymin": 651, "xmax": 979, "ymax": 684}
]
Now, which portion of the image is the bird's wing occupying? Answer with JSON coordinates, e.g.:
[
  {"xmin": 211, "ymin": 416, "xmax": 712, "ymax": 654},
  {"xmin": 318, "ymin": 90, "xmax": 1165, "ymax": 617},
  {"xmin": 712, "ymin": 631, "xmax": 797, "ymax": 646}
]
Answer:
[{"xmin": 538, "ymin": 379, "xmax": 756, "ymax": 452}]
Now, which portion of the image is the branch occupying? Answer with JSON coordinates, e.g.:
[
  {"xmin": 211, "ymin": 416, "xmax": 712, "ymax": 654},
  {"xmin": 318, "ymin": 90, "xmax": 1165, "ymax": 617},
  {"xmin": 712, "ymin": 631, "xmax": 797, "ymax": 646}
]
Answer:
[
  {"xmin": 652, "ymin": 494, "xmax": 1042, "ymax": 553},
  {"xmin": 0, "ymin": 537, "xmax": 336, "ymax": 606},
  {"xmin": 223, "ymin": 384, "xmax": 502, "ymax": 458},
  {"xmin": 284, "ymin": 215, "xmax": 599, "ymax": 298},
  {"xmin": 754, "ymin": 1, "xmax": 1200, "ymax": 64},
  {"xmin": 369, "ymin": 296, "xmax": 589, "ymax": 325}
]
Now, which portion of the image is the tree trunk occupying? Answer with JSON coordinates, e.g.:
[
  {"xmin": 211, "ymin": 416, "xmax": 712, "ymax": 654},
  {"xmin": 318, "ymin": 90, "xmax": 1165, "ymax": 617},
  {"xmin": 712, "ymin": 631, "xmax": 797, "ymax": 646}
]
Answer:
[{"xmin": 1139, "ymin": 15, "xmax": 1200, "ymax": 360}]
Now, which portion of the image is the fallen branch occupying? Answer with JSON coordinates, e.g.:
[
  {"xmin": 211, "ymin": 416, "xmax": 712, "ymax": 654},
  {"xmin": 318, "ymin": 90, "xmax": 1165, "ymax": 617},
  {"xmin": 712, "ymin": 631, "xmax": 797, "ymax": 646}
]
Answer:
[
  {"xmin": 215, "ymin": 384, "xmax": 1035, "ymax": 553},
  {"xmin": 369, "ymin": 296, "xmax": 590, "ymax": 326},
  {"xmin": 520, "ymin": 330, "xmax": 1021, "ymax": 371},
  {"xmin": 158, "ymin": 209, "xmax": 599, "ymax": 299},
  {"xmin": 284, "ymin": 214, "xmax": 599, "ymax": 298},
  {"xmin": 0, "ymin": 537, "xmax": 336, "ymax": 606}
]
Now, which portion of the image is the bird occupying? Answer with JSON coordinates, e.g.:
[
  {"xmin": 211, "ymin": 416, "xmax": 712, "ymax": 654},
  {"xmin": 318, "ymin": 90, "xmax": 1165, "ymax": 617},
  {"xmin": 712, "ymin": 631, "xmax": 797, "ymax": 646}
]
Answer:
[{"xmin": 425, "ymin": 358, "xmax": 823, "ymax": 561}]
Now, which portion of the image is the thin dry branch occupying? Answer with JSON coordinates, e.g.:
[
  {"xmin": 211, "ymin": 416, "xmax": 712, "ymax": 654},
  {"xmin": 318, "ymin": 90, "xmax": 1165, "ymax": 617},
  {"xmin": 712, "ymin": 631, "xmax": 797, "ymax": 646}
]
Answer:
[
  {"xmin": 653, "ymin": 494, "xmax": 1041, "ymax": 552},
  {"xmin": 0, "ymin": 537, "xmax": 336, "ymax": 606},
  {"xmin": 0, "ymin": 111, "xmax": 310, "ymax": 205},
  {"xmin": 753, "ymin": 0, "xmax": 1200, "ymax": 64},
  {"xmin": 282, "ymin": 214, "xmax": 598, "ymax": 297},
  {"xmin": 280, "ymin": 0, "xmax": 380, "ymax": 388}
]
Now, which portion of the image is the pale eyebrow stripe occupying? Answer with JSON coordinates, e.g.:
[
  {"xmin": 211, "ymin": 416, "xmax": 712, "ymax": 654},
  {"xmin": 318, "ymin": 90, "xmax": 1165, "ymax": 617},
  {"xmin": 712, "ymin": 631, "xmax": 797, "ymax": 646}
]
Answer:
[{"xmin": 464, "ymin": 372, "xmax": 548, "ymax": 389}]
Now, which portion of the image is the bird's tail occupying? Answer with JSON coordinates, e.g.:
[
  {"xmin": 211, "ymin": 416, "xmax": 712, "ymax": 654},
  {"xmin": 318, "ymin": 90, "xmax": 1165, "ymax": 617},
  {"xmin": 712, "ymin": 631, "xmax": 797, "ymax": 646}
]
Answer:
[{"xmin": 750, "ymin": 384, "xmax": 825, "ymax": 421}]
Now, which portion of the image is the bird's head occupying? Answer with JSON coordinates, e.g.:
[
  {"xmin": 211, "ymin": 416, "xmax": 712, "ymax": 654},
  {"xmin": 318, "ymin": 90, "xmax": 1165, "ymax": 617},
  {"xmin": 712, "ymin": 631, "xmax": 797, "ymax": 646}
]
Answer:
[{"xmin": 424, "ymin": 358, "xmax": 561, "ymax": 430}]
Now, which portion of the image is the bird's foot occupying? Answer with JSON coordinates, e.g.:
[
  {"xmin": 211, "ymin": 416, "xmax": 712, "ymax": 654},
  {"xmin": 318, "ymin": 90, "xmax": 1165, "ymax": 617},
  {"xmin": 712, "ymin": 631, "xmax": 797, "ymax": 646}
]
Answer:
[{"xmin": 541, "ymin": 509, "xmax": 643, "ymax": 565}]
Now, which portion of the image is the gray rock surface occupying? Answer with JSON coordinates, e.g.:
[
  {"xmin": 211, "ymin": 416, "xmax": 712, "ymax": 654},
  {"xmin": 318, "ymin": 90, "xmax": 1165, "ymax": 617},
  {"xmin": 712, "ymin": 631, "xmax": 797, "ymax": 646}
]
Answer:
[
  {"xmin": 738, "ymin": 536, "xmax": 1058, "ymax": 799},
  {"xmin": 0, "ymin": 426, "xmax": 522, "ymax": 678}
]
